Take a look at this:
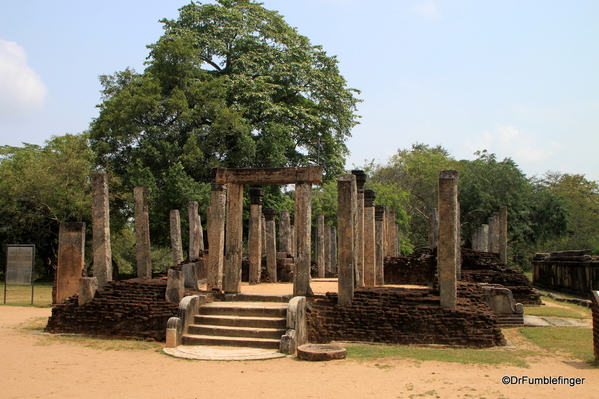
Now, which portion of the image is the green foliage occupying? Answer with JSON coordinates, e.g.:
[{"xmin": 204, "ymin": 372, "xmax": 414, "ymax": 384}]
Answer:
[
  {"xmin": 0, "ymin": 134, "xmax": 94, "ymax": 278},
  {"xmin": 539, "ymin": 173, "xmax": 599, "ymax": 254},
  {"xmin": 365, "ymin": 143, "xmax": 457, "ymax": 249},
  {"xmin": 90, "ymin": 0, "xmax": 360, "ymax": 246}
]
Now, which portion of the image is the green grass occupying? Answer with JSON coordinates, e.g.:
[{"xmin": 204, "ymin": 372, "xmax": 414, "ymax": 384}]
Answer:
[
  {"xmin": 519, "ymin": 327, "xmax": 594, "ymax": 363},
  {"xmin": 1, "ymin": 282, "xmax": 53, "ymax": 306},
  {"xmin": 345, "ymin": 344, "xmax": 531, "ymax": 367},
  {"xmin": 527, "ymin": 297, "xmax": 592, "ymax": 319}
]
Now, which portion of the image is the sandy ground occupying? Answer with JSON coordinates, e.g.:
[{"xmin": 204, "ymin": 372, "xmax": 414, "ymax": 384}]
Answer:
[{"xmin": 2, "ymin": 281, "xmax": 597, "ymax": 399}]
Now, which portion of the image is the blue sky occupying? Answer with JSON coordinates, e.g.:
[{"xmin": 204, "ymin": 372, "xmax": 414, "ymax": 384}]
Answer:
[{"xmin": 1, "ymin": 0, "xmax": 598, "ymax": 180}]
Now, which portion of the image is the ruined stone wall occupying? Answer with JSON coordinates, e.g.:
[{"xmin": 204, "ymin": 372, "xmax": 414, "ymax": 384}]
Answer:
[
  {"xmin": 532, "ymin": 250, "xmax": 599, "ymax": 296},
  {"xmin": 306, "ymin": 283, "xmax": 505, "ymax": 348},
  {"xmin": 383, "ymin": 248, "xmax": 541, "ymax": 306},
  {"xmin": 384, "ymin": 248, "xmax": 436, "ymax": 285},
  {"xmin": 45, "ymin": 279, "xmax": 178, "ymax": 341}
]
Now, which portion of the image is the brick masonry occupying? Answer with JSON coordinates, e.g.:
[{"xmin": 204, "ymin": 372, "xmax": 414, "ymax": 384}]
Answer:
[
  {"xmin": 592, "ymin": 291, "xmax": 599, "ymax": 363},
  {"xmin": 45, "ymin": 279, "xmax": 178, "ymax": 341},
  {"xmin": 384, "ymin": 248, "xmax": 541, "ymax": 306},
  {"xmin": 307, "ymin": 282, "xmax": 506, "ymax": 348}
]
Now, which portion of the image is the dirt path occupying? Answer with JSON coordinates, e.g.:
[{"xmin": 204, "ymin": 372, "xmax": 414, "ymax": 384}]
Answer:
[{"xmin": 2, "ymin": 282, "xmax": 597, "ymax": 399}]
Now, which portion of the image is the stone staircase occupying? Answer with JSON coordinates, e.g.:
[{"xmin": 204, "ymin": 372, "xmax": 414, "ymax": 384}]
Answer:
[{"xmin": 181, "ymin": 294, "xmax": 291, "ymax": 350}]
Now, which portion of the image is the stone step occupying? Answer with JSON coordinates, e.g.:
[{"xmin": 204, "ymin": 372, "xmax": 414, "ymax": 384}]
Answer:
[
  {"xmin": 187, "ymin": 324, "xmax": 286, "ymax": 339},
  {"xmin": 199, "ymin": 302, "xmax": 288, "ymax": 318},
  {"xmin": 181, "ymin": 334, "xmax": 282, "ymax": 350},
  {"xmin": 224, "ymin": 293, "xmax": 293, "ymax": 303},
  {"xmin": 194, "ymin": 314, "xmax": 287, "ymax": 329}
]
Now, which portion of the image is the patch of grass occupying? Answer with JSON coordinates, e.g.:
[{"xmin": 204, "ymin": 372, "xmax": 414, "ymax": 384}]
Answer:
[
  {"xmin": 345, "ymin": 344, "xmax": 530, "ymax": 367},
  {"xmin": 519, "ymin": 327, "xmax": 594, "ymax": 363},
  {"xmin": 13, "ymin": 316, "xmax": 48, "ymax": 333},
  {"xmin": 1, "ymin": 282, "xmax": 53, "ymax": 306},
  {"xmin": 525, "ymin": 305, "xmax": 589, "ymax": 319}
]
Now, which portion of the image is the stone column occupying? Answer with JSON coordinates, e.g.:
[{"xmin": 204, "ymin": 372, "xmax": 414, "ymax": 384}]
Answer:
[
  {"xmin": 188, "ymin": 201, "xmax": 204, "ymax": 260},
  {"xmin": 375, "ymin": 205, "xmax": 385, "ymax": 286},
  {"xmin": 337, "ymin": 174, "xmax": 356, "ymax": 305},
  {"xmin": 387, "ymin": 211, "xmax": 398, "ymax": 257},
  {"xmin": 207, "ymin": 183, "xmax": 226, "ymax": 291},
  {"xmin": 223, "ymin": 183, "xmax": 243, "ymax": 293},
  {"xmin": 91, "ymin": 172, "xmax": 112, "ymax": 290},
  {"xmin": 438, "ymin": 170, "xmax": 459, "ymax": 309},
  {"xmin": 363, "ymin": 190, "xmax": 376, "ymax": 287},
  {"xmin": 489, "ymin": 213, "xmax": 500, "ymax": 253},
  {"xmin": 330, "ymin": 226, "xmax": 338, "ymax": 275},
  {"xmin": 324, "ymin": 224, "xmax": 332, "ymax": 275},
  {"xmin": 317, "ymin": 213, "xmax": 326, "ymax": 278},
  {"xmin": 279, "ymin": 210, "xmax": 292, "ymax": 255},
  {"xmin": 134, "ymin": 186, "xmax": 152, "ymax": 278},
  {"xmin": 78, "ymin": 277, "xmax": 98, "ymax": 306},
  {"xmin": 56, "ymin": 222, "xmax": 86, "ymax": 303},
  {"xmin": 352, "ymin": 170, "xmax": 366, "ymax": 287},
  {"xmin": 293, "ymin": 181, "xmax": 312, "ymax": 297},
  {"xmin": 499, "ymin": 206, "xmax": 508, "ymax": 264},
  {"xmin": 472, "ymin": 227, "xmax": 480, "ymax": 251},
  {"xmin": 169, "ymin": 210, "xmax": 184, "ymax": 265},
  {"xmin": 263, "ymin": 208, "xmax": 277, "ymax": 283},
  {"xmin": 249, "ymin": 187, "xmax": 263, "ymax": 285},
  {"xmin": 480, "ymin": 224, "xmax": 489, "ymax": 252},
  {"xmin": 429, "ymin": 208, "xmax": 439, "ymax": 249}
]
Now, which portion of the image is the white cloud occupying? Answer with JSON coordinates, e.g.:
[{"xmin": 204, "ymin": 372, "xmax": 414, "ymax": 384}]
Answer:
[
  {"xmin": 464, "ymin": 125, "xmax": 559, "ymax": 165},
  {"xmin": 0, "ymin": 39, "xmax": 48, "ymax": 119},
  {"xmin": 413, "ymin": 1, "xmax": 442, "ymax": 20}
]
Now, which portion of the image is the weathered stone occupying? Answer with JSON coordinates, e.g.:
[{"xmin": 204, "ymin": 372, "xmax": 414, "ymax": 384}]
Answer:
[
  {"xmin": 263, "ymin": 208, "xmax": 277, "ymax": 283},
  {"xmin": 223, "ymin": 183, "xmax": 243, "ymax": 293},
  {"xmin": 337, "ymin": 174, "xmax": 356, "ymax": 305},
  {"xmin": 297, "ymin": 344, "xmax": 347, "ymax": 361},
  {"xmin": 317, "ymin": 213, "xmax": 326, "ymax": 278},
  {"xmin": 499, "ymin": 206, "xmax": 508, "ymax": 264},
  {"xmin": 91, "ymin": 172, "xmax": 112, "ymax": 290},
  {"xmin": 438, "ymin": 170, "xmax": 458, "ymax": 309},
  {"xmin": 294, "ymin": 181, "xmax": 313, "ymax": 297},
  {"xmin": 375, "ymin": 205, "xmax": 385, "ymax": 285},
  {"xmin": 182, "ymin": 263, "xmax": 199, "ymax": 290},
  {"xmin": 134, "ymin": 186, "xmax": 152, "ymax": 278},
  {"xmin": 78, "ymin": 277, "xmax": 98, "ymax": 306},
  {"xmin": 170, "ymin": 210, "xmax": 184, "ymax": 266},
  {"xmin": 248, "ymin": 188, "xmax": 263, "ymax": 285},
  {"xmin": 207, "ymin": 183, "xmax": 226, "ymax": 291},
  {"xmin": 166, "ymin": 269, "xmax": 185, "ymax": 303},
  {"xmin": 188, "ymin": 201, "xmax": 204, "ymax": 260},
  {"xmin": 56, "ymin": 222, "xmax": 86, "ymax": 304}
]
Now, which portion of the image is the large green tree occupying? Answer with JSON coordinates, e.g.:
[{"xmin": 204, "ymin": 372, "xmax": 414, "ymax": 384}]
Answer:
[
  {"xmin": 90, "ymin": 0, "xmax": 360, "ymax": 246},
  {"xmin": 0, "ymin": 134, "xmax": 94, "ymax": 278}
]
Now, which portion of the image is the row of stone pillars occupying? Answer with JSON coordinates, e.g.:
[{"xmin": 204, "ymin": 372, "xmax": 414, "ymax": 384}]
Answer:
[
  {"xmin": 471, "ymin": 207, "xmax": 509, "ymax": 264},
  {"xmin": 336, "ymin": 172, "xmax": 402, "ymax": 306}
]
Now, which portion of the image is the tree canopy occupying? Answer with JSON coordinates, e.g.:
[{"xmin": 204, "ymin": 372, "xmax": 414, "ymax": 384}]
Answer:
[
  {"xmin": 89, "ymin": 0, "xmax": 360, "ymax": 246},
  {"xmin": 0, "ymin": 134, "xmax": 94, "ymax": 278}
]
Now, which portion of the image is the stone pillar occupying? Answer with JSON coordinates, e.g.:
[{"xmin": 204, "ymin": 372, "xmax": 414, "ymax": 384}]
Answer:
[
  {"xmin": 78, "ymin": 277, "xmax": 98, "ymax": 306},
  {"xmin": 337, "ymin": 174, "xmax": 356, "ymax": 305},
  {"xmin": 169, "ymin": 210, "xmax": 184, "ymax": 266},
  {"xmin": 207, "ymin": 183, "xmax": 226, "ymax": 291},
  {"xmin": 317, "ymin": 213, "xmax": 326, "ymax": 278},
  {"xmin": 324, "ymin": 225, "xmax": 332, "ymax": 275},
  {"xmin": 375, "ymin": 205, "xmax": 385, "ymax": 286},
  {"xmin": 249, "ymin": 187, "xmax": 263, "ymax": 285},
  {"xmin": 188, "ymin": 201, "xmax": 204, "ymax": 260},
  {"xmin": 363, "ymin": 190, "xmax": 376, "ymax": 287},
  {"xmin": 429, "ymin": 208, "xmax": 439, "ymax": 249},
  {"xmin": 294, "ymin": 181, "xmax": 313, "ymax": 297},
  {"xmin": 489, "ymin": 213, "xmax": 500, "ymax": 254},
  {"xmin": 279, "ymin": 210, "xmax": 292, "ymax": 255},
  {"xmin": 263, "ymin": 208, "xmax": 277, "ymax": 283},
  {"xmin": 166, "ymin": 269, "xmax": 185, "ymax": 303},
  {"xmin": 352, "ymin": 170, "xmax": 366, "ymax": 287},
  {"xmin": 291, "ymin": 225, "xmax": 297, "ymax": 257},
  {"xmin": 438, "ymin": 170, "xmax": 459, "ymax": 309},
  {"xmin": 387, "ymin": 211, "xmax": 398, "ymax": 257},
  {"xmin": 134, "ymin": 186, "xmax": 152, "ymax": 278},
  {"xmin": 223, "ymin": 183, "xmax": 244, "ymax": 293},
  {"xmin": 56, "ymin": 222, "xmax": 86, "ymax": 304},
  {"xmin": 499, "ymin": 206, "xmax": 508, "ymax": 264},
  {"xmin": 330, "ymin": 226, "xmax": 338, "ymax": 275},
  {"xmin": 480, "ymin": 224, "xmax": 489, "ymax": 252},
  {"xmin": 91, "ymin": 172, "xmax": 112, "ymax": 290},
  {"xmin": 472, "ymin": 227, "xmax": 480, "ymax": 251}
]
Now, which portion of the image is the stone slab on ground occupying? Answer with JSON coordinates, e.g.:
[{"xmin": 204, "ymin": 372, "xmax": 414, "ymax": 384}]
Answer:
[
  {"xmin": 523, "ymin": 315, "xmax": 551, "ymax": 327},
  {"xmin": 542, "ymin": 317, "xmax": 590, "ymax": 327},
  {"xmin": 163, "ymin": 345, "xmax": 286, "ymax": 361}
]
